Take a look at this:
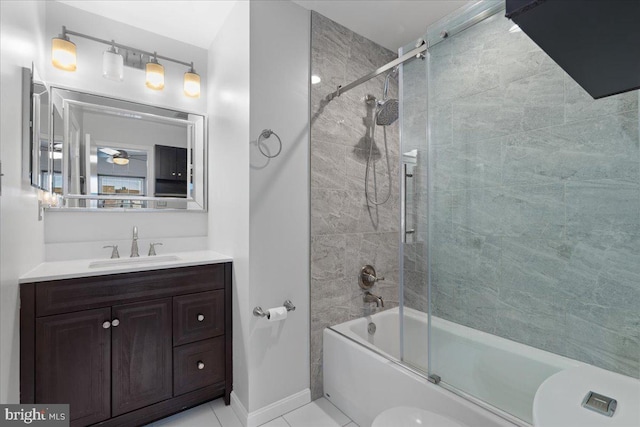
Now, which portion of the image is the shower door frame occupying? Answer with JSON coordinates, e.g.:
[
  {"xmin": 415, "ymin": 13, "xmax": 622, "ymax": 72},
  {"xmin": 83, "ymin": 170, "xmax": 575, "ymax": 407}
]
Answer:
[{"xmin": 398, "ymin": 2, "xmax": 530, "ymax": 426}]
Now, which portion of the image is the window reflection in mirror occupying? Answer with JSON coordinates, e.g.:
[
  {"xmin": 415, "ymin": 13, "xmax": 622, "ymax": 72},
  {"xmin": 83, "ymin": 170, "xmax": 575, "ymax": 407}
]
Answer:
[{"xmin": 48, "ymin": 87, "xmax": 206, "ymax": 211}]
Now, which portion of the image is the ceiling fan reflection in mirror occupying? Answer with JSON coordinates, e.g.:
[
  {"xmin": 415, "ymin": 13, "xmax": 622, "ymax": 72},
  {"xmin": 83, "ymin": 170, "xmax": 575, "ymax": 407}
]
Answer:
[{"xmin": 98, "ymin": 147, "xmax": 146, "ymax": 166}]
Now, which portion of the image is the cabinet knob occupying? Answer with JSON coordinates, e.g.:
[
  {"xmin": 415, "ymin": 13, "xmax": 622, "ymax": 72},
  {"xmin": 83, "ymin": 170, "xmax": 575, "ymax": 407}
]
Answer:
[
  {"xmin": 172, "ymin": 172, "xmax": 176, "ymax": 176},
  {"xmin": 197, "ymin": 314, "xmax": 205, "ymax": 322},
  {"xmin": 197, "ymin": 361, "xmax": 205, "ymax": 370},
  {"xmin": 111, "ymin": 319, "xmax": 120, "ymax": 327},
  {"xmin": 178, "ymin": 173, "xmax": 182, "ymax": 177},
  {"xmin": 102, "ymin": 321, "xmax": 111, "ymax": 329}
]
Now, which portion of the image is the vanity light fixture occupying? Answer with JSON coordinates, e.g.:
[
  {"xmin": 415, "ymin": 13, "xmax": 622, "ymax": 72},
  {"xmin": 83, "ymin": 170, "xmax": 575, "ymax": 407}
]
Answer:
[
  {"xmin": 51, "ymin": 27, "xmax": 77, "ymax": 71},
  {"xmin": 183, "ymin": 64, "xmax": 201, "ymax": 98},
  {"xmin": 145, "ymin": 54, "xmax": 165, "ymax": 90},
  {"xmin": 51, "ymin": 26, "xmax": 199, "ymax": 98},
  {"xmin": 103, "ymin": 42, "xmax": 124, "ymax": 81}
]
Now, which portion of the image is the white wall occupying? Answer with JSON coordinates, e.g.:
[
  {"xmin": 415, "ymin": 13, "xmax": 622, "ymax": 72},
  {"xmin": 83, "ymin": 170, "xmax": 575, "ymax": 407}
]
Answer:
[
  {"xmin": 42, "ymin": 1, "xmax": 210, "ymax": 258},
  {"xmin": 208, "ymin": 1, "xmax": 310, "ymax": 423},
  {"xmin": 0, "ymin": 1, "xmax": 47, "ymax": 403},
  {"xmin": 208, "ymin": 0, "xmax": 252, "ymax": 414},
  {"xmin": 1, "ymin": 1, "xmax": 312, "ymax": 417},
  {"xmin": 248, "ymin": 0, "xmax": 310, "ymax": 415}
]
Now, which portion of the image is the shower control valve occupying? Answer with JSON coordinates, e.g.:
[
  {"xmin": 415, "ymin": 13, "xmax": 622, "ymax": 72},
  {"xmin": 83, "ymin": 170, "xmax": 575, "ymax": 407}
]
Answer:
[{"xmin": 359, "ymin": 265, "xmax": 384, "ymax": 290}]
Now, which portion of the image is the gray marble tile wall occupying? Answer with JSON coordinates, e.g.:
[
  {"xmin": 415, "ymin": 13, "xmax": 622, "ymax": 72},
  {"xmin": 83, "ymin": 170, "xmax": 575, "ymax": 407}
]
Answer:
[
  {"xmin": 310, "ymin": 12, "xmax": 400, "ymax": 399},
  {"xmin": 409, "ymin": 11, "xmax": 640, "ymax": 379},
  {"xmin": 402, "ymin": 54, "xmax": 429, "ymax": 313}
]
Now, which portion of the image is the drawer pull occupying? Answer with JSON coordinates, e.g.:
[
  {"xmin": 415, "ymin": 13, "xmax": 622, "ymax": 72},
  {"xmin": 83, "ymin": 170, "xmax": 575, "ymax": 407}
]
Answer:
[
  {"xmin": 111, "ymin": 318, "xmax": 120, "ymax": 327},
  {"xmin": 197, "ymin": 361, "xmax": 205, "ymax": 370},
  {"xmin": 102, "ymin": 321, "xmax": 111, "ymax": 329},
  {"xmin": 197, "ymin": 314, "xmax": 205, "ymax": 322}
]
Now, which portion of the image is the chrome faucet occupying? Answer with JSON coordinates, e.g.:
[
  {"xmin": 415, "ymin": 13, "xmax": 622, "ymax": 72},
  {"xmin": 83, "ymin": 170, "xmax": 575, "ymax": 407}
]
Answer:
[
  {"xmin": 130, "ymin": 226, "xmax": 139, "ymax": 257},
  {"xmin": 364, "ymin": 291, "xmax": 384, "ymax": 307}
]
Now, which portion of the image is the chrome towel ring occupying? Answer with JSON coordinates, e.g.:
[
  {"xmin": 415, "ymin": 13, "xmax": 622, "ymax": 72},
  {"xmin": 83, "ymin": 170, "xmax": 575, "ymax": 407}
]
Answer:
[{"xmin": 257, "ymin": 129, "xmax": 282, "ymax": 158}]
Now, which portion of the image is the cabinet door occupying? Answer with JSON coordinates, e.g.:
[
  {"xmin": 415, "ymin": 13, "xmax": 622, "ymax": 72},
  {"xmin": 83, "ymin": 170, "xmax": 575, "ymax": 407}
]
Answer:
[
  {"xmin": 155, "ymin": 145, "xmax": 176, "ymax": 180},
  {"xmin": 35, "ymin": 308, "xmax": 111, "ymax": 426},
  {"xmin": 175, "ymin": 147, "xmax": 188, "ymax": 181},
  {"xmin": 111, "ymin": 298, "xmax": 172, "ymax": 416}
]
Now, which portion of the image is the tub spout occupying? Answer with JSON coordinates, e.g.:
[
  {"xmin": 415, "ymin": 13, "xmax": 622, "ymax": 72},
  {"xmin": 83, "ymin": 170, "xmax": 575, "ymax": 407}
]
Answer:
[{"xmin": 364, "ymin": 291, "xmax": 384, "ymax": 307}]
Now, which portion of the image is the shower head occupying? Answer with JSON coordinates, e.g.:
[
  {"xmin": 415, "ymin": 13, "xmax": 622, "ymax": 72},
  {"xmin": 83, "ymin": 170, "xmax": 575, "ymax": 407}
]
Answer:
[{"xmin": 376, "ymin": 98, "xmax": 399, "ymax": 126}]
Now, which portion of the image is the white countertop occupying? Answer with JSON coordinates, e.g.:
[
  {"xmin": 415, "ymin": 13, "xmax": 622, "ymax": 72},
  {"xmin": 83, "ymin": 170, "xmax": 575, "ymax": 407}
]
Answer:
[{"xmin": 19, "ymin": 250, "xmax": 233, "ymax": 283}]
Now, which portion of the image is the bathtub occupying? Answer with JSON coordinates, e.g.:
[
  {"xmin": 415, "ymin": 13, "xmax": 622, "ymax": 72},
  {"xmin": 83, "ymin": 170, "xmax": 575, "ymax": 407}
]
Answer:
[{"xmin": 324, "ymin": 307, "xmax": 582, "ymax": 427}]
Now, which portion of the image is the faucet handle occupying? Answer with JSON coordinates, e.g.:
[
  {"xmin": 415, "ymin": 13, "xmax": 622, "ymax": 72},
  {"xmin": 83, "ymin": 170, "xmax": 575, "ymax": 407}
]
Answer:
[
  {"xmin": 359, "ymin": 265, "xmax": 384, "ymax": 289},
  {"xmin": 103, "ymin": 245, "xmax": 119, "ymax": 259},
  {"xmin": 148, "ymin": 242, "xmax": 163, "ymax": 256}
]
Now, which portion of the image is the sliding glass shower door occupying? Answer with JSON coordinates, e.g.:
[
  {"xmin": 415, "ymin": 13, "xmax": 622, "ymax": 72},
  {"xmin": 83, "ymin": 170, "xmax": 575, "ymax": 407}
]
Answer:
[{"xmin": 401, "ymin": 0, "xmax": 640, "ymax": 424}]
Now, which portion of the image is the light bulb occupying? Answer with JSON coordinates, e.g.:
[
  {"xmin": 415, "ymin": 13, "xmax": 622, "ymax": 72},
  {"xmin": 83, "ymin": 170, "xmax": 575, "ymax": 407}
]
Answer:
[
  {"xmin": 184, "ymin": 69, "xmax": 201, "ymax": 98},
  {"xmin": 51, "ymin": 36, "xmax": 77, "ymax": 71},
  {"xmin": 103, "ymin": 45, "xmax": 124, "ymax": 81},
  {"xmin": 112, "ymin": 150, "xmax": 129, "ymax": 165},
  {"xmin": 146, "ymin": 58, "xmax": 165, "ymax": 90}
]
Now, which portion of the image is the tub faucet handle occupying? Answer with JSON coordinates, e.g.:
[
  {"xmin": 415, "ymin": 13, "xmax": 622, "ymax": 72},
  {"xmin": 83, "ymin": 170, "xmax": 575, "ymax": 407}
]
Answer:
[{"xmin": 359, "ymin": 265, "xmax": 384, "ymax": 289}]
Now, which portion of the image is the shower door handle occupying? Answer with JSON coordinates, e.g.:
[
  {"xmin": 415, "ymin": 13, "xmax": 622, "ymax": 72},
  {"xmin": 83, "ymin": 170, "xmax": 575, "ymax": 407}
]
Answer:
[{"xmin": 403, "ymin": 163, "xmax": 415, "ymax": 243}]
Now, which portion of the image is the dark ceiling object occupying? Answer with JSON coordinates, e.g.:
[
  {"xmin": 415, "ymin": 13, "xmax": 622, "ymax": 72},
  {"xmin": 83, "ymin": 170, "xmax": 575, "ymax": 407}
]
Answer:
[{"xmin": 506, "ymin": 0, "xmax": 640, "ymax": 99}]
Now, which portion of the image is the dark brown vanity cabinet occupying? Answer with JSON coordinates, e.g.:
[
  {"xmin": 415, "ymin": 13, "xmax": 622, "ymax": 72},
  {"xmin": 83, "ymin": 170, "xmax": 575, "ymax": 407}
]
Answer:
[{"xmin": 21, "ymin": 262, "xmax": 232, "ymax": 427}]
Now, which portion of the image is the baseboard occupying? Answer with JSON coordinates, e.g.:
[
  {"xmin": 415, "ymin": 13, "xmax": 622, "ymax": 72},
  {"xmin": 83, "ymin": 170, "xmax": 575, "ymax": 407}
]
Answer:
[
  {"xmin": 231, "ymin": 389, "xmax": 311, "ymax": 427},
  {"xmin": 230, "ymin": 392, "xmax": 249, "ymax": 426}
]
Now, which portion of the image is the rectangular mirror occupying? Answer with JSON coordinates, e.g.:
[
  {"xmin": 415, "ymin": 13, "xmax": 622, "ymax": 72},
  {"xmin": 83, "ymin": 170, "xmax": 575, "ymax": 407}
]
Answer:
[{"xmin": 47, "ymin": 87, "xmax": 206, "ymax": 211}]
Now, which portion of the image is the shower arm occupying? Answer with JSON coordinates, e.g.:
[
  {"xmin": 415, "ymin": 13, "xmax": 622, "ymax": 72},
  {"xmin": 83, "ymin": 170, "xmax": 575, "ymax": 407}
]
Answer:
[{"xmin": 326, "ymin": 43, "xmax": 427, "ymax": 101}]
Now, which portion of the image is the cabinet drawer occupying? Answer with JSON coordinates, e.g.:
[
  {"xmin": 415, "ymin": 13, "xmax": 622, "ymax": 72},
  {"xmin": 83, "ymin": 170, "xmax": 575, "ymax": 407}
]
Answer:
[
  {"xmin": 173, "ymin": 337, "xmax": 225, "ymax": 396},
  {"xmin": 34, "ymin": 264, "xmax": 225, "ymax": 317},
  {"xmin": 173, "ymin": 290, "xmax": 224, "ymax": 346}
]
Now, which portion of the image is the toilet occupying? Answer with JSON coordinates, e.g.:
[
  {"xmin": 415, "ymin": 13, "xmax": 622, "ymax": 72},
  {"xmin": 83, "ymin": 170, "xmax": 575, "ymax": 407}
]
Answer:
[{"xmin": 372, "ymin": 406, "xmax": 463, "ymax": 427}]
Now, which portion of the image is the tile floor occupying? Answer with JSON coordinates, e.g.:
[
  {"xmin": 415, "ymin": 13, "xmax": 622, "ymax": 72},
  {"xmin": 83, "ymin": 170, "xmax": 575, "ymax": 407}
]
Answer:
[{"xmin": 147, "ymin": 397, "xmax": 358, "ymax": 427}]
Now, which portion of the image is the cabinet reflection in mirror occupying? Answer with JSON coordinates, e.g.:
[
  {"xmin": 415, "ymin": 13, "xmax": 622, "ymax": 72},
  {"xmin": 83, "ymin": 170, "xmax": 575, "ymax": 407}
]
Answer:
[{"xmin": 48, "ymin": 87, "xmax": 206, "ymax": 211}]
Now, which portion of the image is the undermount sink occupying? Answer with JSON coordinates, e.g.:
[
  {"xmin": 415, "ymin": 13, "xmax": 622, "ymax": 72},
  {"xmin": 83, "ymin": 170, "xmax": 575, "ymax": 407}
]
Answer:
[{"xmin": 89, "ymin": 255, "xmax": 181, "ymax": 268}]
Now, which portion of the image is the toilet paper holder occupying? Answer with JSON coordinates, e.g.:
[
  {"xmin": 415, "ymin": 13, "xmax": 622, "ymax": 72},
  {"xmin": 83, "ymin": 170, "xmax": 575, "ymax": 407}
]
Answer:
[{"xmin": 253, "ymin": 300, "xmax": 296, "ymax": 318}]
